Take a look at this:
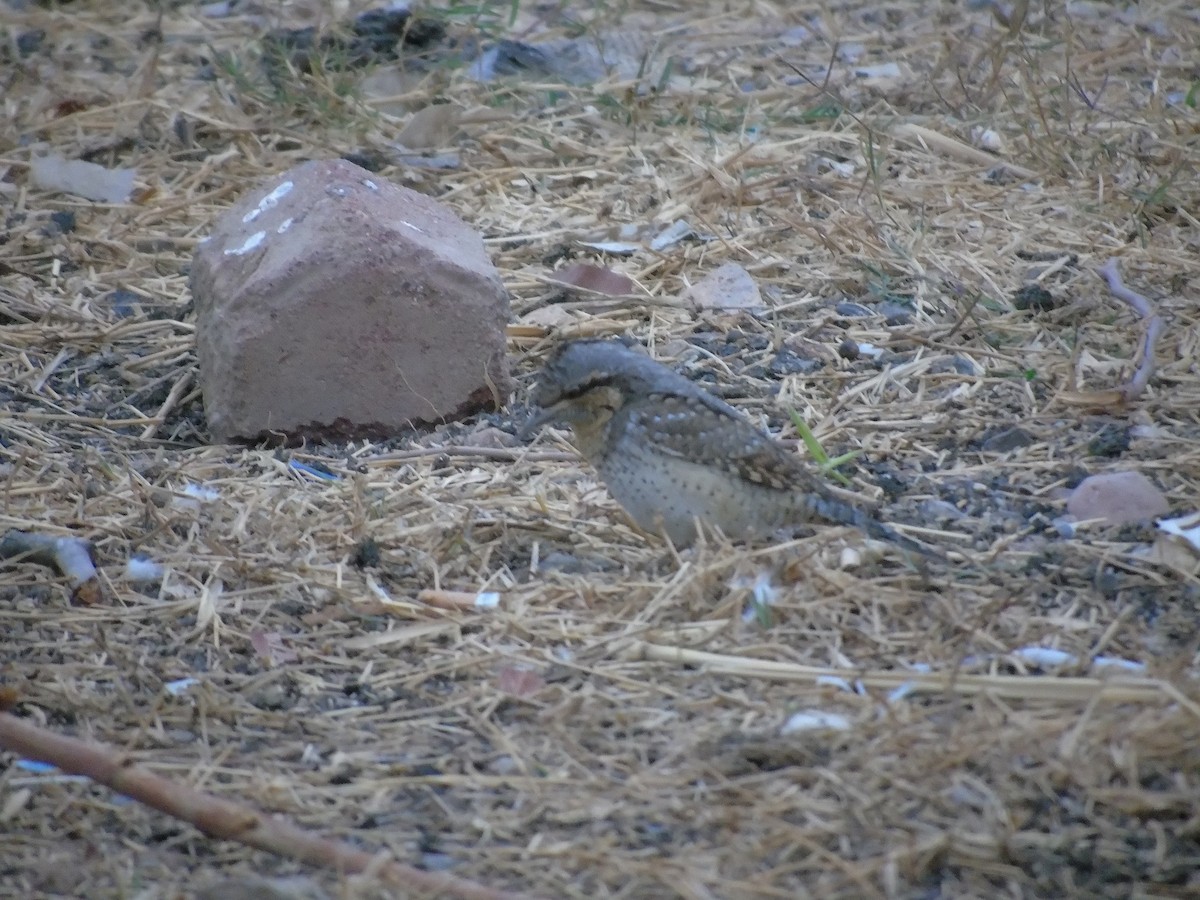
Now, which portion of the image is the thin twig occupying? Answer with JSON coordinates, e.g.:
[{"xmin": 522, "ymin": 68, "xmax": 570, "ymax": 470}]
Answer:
[
  {"xmin": 140, "ymin": 369, "xmax": 194, "ymax": 439},
  {"xmin": 0, "ymin": 713, "xmax": 536, "ymax": 900},
  {"xmin": 893, "ymin": 123, "xmax": 1039, "ymax": 180},
  {"xmin": 366, "ymin": 446, "xmax": 574, "ymax": 465},
  {"xmin": 418, "ymin": 588, "xmax": 502, "ymax": 612},
  {"xmin": 1097, "ymin": 259, "xmax": 1164, "ymax": 402}
]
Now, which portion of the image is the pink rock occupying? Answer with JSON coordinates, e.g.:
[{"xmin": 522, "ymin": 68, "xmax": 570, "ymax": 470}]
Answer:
[
  {"xmin": 1066, "ymin": 471, "xmax": 1169, "ymax": 525},
  {"xmin": 191, "ymin": 159, "xmax": 512, "ymax": 442}
]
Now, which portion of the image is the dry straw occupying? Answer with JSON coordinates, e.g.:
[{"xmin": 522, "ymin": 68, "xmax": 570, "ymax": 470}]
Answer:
[{"xmin": 2, "ymin": 0, "xmax": 1199, "ymax": 897}]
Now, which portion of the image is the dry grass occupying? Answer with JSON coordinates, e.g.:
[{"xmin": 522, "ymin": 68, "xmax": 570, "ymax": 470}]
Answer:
[{"xmin": 2, "ymin": 0, "xmax": 1200, "ymax": 897}]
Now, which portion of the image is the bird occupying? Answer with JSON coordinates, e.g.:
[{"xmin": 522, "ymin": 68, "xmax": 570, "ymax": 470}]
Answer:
[{"xmin": 521, "ymin": 338, "xmax": 933, "ymax": 556}]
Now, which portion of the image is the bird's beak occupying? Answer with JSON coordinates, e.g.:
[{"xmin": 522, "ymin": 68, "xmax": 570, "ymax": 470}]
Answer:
[{"xmin": 518, "ymin": 402, "xmax": 569, "ymax": 441}]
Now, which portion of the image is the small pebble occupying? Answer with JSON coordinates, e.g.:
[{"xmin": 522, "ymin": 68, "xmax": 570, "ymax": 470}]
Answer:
[
  {"xmin": 834, "ymin": 301, "xmax": 873, "ymax": 318},
  {"xmin": 420, "ymin": 852, "xmax": 457, "ymax": 872},
  {"xmin": 1067, "ymin": 471, "xmax": 1169, "ymax": 525},
  {"xmin": 1013, "ymin": 284, "xmax": 1056, "ymax": 312},
  {"xmin": 103, "ymin": 289, "xmax": 142, "ymax": 318},
  {"xmin": 17, "ymin": 29, "xmax": 45, "ymax": 57},
  {"xmin": 45, "ymin": 210, "xmax": 77, "ymax": 236},
  {"xmin": 880, "ymin": 301, "xmax": 913, "ymax": 325},
  {"xmin": 980, "ymin": 426, "xmax": 1035, "ymax": 453},
  {"xmin": 1087, "ymin": 424, "xmax": 1131, "ymax": 458},
  {"xmin": 768, "ymin": 349, "xmax": 821, "ymax": 376}
]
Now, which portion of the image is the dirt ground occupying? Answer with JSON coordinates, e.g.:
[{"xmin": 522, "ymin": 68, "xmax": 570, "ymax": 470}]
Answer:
[{"xmin": 2, "ymin": 1, "xmax": 1200, "ymax": 897}]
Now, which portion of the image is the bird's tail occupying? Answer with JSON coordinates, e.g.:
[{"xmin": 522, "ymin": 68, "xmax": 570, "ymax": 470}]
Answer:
[{"xmin": 807, "ymin": 489, "xmax": 939, "ymax": 561}]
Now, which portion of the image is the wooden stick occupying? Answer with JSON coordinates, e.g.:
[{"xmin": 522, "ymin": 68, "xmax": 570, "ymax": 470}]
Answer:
[
  {"xmin": 1097, "ymin": 259, "xmax": 1164, "ymax": 402},
  {"xmin": 0, "ymin": 713, "xmax": 535, "ymax": 900},
  {"xmin": 1058, "ymin": 260, "xmax": 1165, "ymax": 407},
  {"xmin": 418, "ymin": 588, "xmax": 502, "ymax": 612}
]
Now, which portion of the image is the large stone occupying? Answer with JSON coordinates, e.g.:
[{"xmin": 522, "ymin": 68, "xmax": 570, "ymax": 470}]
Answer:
[{"xmin": 190, "ymin": 158, "xmax": 512, "ymax": 442}]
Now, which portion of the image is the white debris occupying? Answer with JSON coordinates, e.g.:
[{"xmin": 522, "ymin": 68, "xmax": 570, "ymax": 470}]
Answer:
[
  {"xmin": 165, "ymin": 678, "xmax": 200, "ymax": 696},
  {"xmin": 1012, "ymin": 646, "xmax": 1075, "ymax": 668},
  {"xmin": 1158, "ymin": 511, "xmax": 1200, "ymax": 552},
  {"xmin": 972, "ymin": 127, "xmax": 1005, "ymax": 153},
  {"xmin": 815, "ymin": 675, "xmax": 854, "ymax": 692},
  {"xmin": 125, "ymin": 556, "xmax": 165, "ymax": 582},
  {"xmin": 856, "ymin": 342, "xmax": 885, "ymax": 359},
  {"xmin": 183, "ymin": 482, "xmax": 220, "ymax": 501},
  {"xmin": 853, "ymin": 62, "xmax": 902, "ymax": 79},
  {"xmin": 30, "ymin": 153, "xmax": 136, "ymax": 203},
  {"xmin": 172, "ymin": 482, "xmax": 220, "ymax": 512},
  {"xmin": 242, "ymin": 180, "xmax": 293, "ymax": 223},
  {"xmin": 475, "ymin": 591, "xmax": 501, "ymax": 609},
  {"xmin": 781, "ymin": 710, "xmax": 852, "ymax": 734},
  {"xmin": 223, "ymin": 230, "xmax": 266, "ymax": 256},
  {"xmin": 887, "ymin": 682, "xmax": 917, "ymax": 703},
  {"xmin": 578, "ymin": 240, "xmax": 641, "ymax": 255},
  {"xmin": 649, "ymin": 219, "xmax": 695, "ymax": 251},
  {"xmin": 735, "ymin": 570, "xmax": 778, "ymax": 622},
  {"xmin": 1092, "ymin": 656, "xmax": 1147, "ymax": 673}
]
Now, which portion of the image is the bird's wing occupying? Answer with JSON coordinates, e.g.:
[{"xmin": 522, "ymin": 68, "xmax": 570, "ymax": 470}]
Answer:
[
  {"xmin": 623, "ymin": 394, "xmax": 811, "ymax": 491},
  {"xmin": 622, "ymin": 393, "xmax": 920, "ymax": 545}
]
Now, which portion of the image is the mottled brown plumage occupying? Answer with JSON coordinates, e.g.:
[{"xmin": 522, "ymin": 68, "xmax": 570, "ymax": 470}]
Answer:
[{"xmin": 523, "ymin": 338, "xmax": 931, "ymax": 555}]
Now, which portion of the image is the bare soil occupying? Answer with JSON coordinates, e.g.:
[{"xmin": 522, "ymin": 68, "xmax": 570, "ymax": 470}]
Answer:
[{"xmin": 2, "ymin": 1, "xmax": 1199, "ymax": 897}]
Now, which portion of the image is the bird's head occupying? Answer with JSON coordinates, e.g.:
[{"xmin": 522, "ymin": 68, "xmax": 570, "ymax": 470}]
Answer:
[{"xmin": 521, "ymin": 339, "xmax": 741, "ymax": 444}]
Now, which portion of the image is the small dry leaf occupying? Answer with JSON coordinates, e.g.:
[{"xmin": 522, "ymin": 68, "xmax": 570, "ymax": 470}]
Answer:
[
  {"xmin": 685, "ymin": 262, "xmax": 763, "ymax": 311},
  {"xmin": 1142, "ymin": 536, "xmax": 1200, "ymax": 574},
  {"xmin": 552, "ymin": 263, "xmax": 637, "ymax": 296},
  {"xmin": 360, "ymin": 65, "xmax": 426, "ymax": 115},
  {"xmin": 520, "ymin": 305, "xmax": 577, "ymax": 328},
  {"xmin": 251, "ymin": 628, "xmax": 297, "ymax": 666},
  {"xmin": 131, "ymin": 184, "xmax": 160, "ymax": 205},
  {"xmin": 0, "ymin": 787, "xmax": 32, "ymax": 823},
  {"xmin": 495, "ymin": 666, "xmax": 546, "ymax": 698},
  {"xmin": 395, "ymin": 104, "xmax": 461, "ymax": 150},
  {"xmin": 71, "ymin": 579, "xmax": 102, "ymax": 606},
  {"xmin": 54, "ymin": 98, "xmax": 89, "ymax": 117}
]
